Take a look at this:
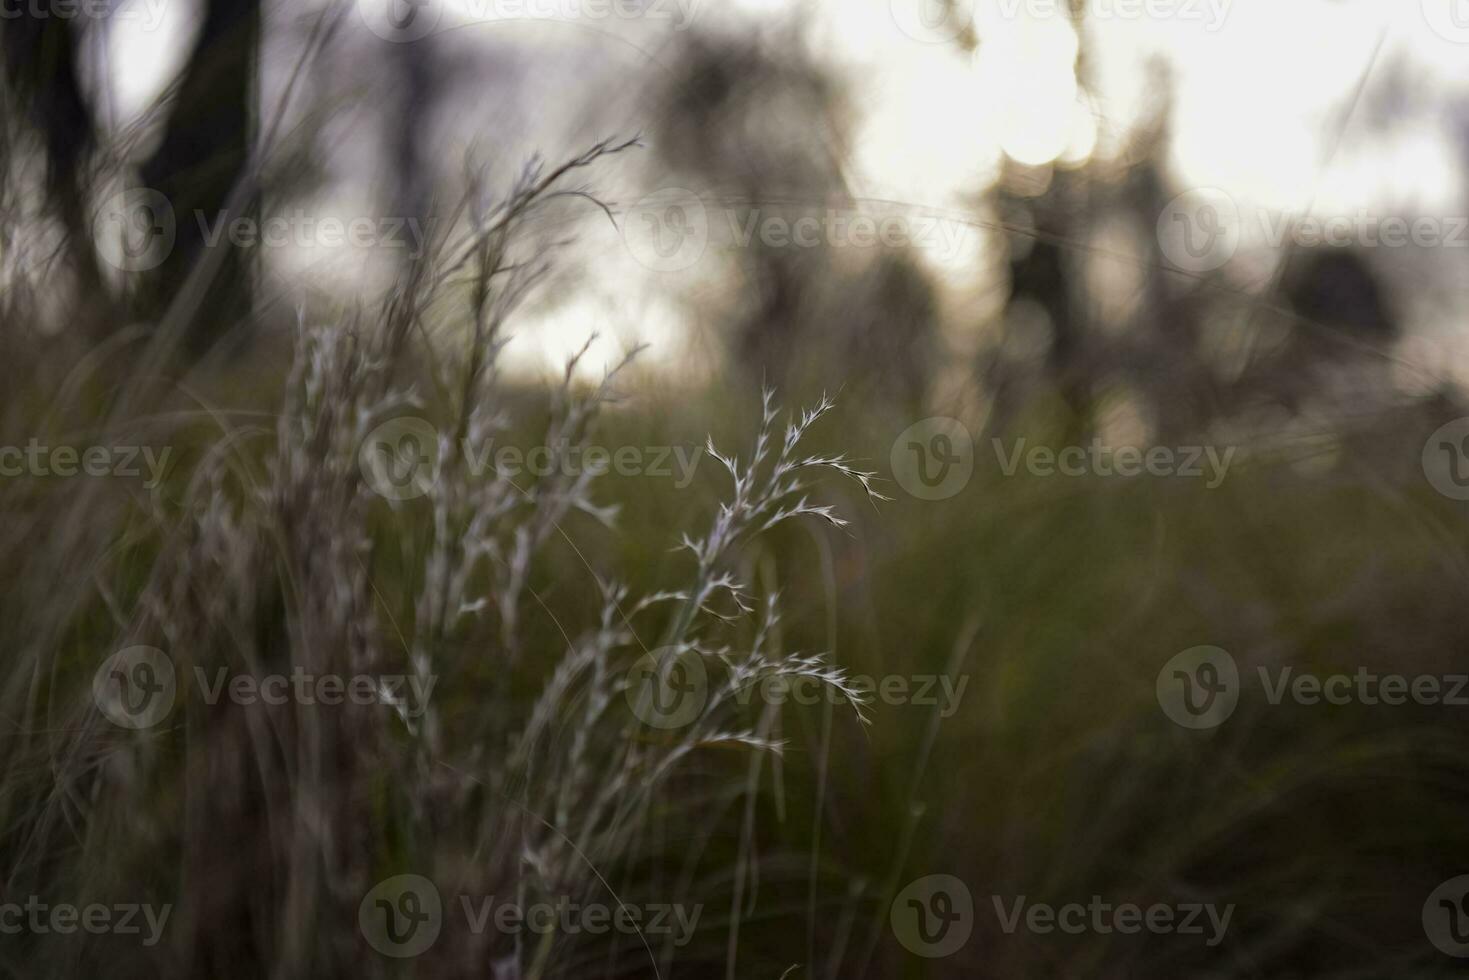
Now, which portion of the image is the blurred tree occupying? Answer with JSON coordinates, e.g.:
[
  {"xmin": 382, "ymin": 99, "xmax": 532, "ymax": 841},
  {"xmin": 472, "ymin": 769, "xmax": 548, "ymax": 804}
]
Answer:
[
  {"xmin": 1271, "ymin": 245, "xmax": 1399, "ymax": 406},
  {"xmin": 0, "ymin": 12, "xmax": 103, "ymax": 310},
  {"xmin": 1003, "ymin": 176, "xmax": 1090, "ymax": 435},
  {"xmin": 1, "ymin": 0, "xmax": 262, "ymax": 353},
  {"xmin": 1280, "ymin": 247, "xmax": 1395, "ymax": 344},
  {"xmin": 385, "ymin": 36, "xmax": 445, "ymax": 230},
  {"xmin": 138, "ymin": 0, "xmax": 261, "ymax": 355},
  {"xmin": 652, "ymin": 32, "xmax": 937, "ymax": 404}
]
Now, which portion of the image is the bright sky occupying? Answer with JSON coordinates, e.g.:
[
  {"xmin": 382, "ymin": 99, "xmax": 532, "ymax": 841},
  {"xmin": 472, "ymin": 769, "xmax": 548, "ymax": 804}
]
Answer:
[{"xmin": 101, "ymin": 0, "xmax": 1469, "ymax": 378}]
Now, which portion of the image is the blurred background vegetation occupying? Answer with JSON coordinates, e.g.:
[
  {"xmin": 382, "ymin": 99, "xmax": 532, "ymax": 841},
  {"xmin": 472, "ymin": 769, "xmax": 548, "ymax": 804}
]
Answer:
[{"xmin": 4, "ymin": 0, "xmax": 1469, "ymax": 976}]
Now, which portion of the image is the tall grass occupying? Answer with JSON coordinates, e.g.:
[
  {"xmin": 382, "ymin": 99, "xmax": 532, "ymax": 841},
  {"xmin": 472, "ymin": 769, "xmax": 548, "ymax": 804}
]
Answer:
[
  {"xmin": 4, "ymin": 56, "xmax": 1469, "ymax": 980},
  {"xmin": 0, "ymin": 140, "xmax": 890, "ymax": 978}
]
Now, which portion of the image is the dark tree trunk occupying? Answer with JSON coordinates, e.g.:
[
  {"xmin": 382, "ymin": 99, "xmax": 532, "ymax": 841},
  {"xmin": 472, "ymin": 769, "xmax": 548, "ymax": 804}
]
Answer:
[
  {"xmin": 1, "ymin": 12, "xmax": 106, "ymax": 317},
  {"xmin": 138, "ymin": 0, "xmax": 262, "ymax": 356}
]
